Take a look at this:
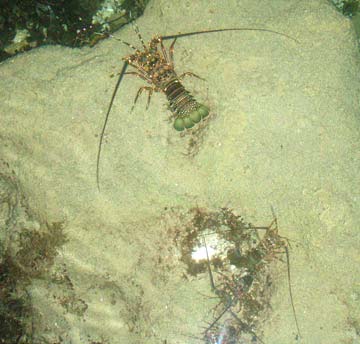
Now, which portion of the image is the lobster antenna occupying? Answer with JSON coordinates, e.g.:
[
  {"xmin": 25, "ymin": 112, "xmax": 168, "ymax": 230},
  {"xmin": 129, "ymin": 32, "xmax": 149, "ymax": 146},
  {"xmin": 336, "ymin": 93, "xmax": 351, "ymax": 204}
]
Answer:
[
  {"xmin": 162, "ymin": 27, "xmax": 299, "ymax": 43},
  {"xmin": 96, "ymin": 61, "xmax": 128, "ymax": 191},
  {"xmin": 203, "ymin": 236, "xmax": 216, "ymax": 291},
  {"xmin": 270, "ymin": 206, "xmax": 302, "ymax": 339},
  {"xmin": 285, "ymin": 245, "xmax": 302, "ymax": 339}
]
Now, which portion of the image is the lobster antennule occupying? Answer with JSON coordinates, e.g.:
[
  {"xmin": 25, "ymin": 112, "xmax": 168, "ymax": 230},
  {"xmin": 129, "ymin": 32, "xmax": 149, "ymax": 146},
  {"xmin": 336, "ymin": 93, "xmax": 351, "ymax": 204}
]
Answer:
[{"xmin": 105, "ymin": 33, "xmax": 138, "ymax": 51}]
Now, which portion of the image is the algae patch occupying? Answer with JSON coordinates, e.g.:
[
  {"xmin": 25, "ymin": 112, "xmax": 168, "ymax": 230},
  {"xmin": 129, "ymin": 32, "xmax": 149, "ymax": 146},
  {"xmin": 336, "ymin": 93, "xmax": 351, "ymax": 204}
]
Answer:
[
  {"xmin": 166, "ymin": 207, "xmax": 300, "ymax": 343},
  {"xmin": 0, "ymin": 162, "xmax": 67, "ymax": 344}
]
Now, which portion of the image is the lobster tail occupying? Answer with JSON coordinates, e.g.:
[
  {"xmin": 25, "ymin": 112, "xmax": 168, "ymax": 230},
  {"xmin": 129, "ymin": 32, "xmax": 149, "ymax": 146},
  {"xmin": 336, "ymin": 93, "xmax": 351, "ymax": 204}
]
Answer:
[{"xmin": 164, "ymin": 79, "xmax": 209, "ymax": 131}]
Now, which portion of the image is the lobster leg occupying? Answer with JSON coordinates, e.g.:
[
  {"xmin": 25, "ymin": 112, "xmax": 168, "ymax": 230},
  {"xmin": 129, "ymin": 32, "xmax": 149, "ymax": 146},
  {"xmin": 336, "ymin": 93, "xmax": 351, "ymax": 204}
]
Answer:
[
  {"xmin": 169, "ymin": 38, "xmax": 177, "ymax": 63},
  {"xmin": 131, "ymin": 86, "xmax": 154, "ymax": 112},
  {"xmin": 124, "ymin": 71, "xmax": 152, "ymax": 83},
  {"xmin": 178, "ymin": 71, "xmax": 205, "ymax": 81}
]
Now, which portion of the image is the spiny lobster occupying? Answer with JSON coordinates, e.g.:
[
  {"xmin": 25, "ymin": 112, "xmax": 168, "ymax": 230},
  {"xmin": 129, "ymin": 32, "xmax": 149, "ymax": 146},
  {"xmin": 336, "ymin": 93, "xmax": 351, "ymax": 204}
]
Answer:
[{"xmin": 97, "ymin": 24, "xmax": 298, "ymax": 190}]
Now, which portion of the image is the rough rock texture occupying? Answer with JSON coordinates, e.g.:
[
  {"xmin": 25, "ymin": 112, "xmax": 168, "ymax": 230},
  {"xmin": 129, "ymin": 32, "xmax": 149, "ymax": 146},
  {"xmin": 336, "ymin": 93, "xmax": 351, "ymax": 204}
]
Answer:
[{"xmin": 1, "ymin": 0, "xmax": 360, "ymax": 343}]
